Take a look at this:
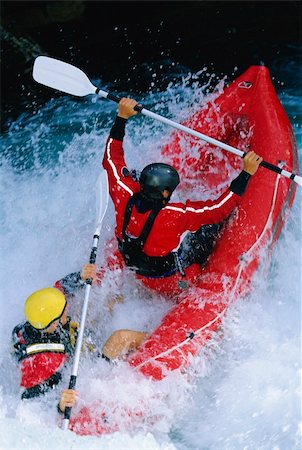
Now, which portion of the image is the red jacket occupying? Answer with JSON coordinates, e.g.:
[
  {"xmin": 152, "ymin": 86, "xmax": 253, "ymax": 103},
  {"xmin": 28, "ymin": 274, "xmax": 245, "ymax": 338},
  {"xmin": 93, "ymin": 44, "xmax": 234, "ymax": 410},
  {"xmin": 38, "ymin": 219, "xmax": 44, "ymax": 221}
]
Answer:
[{"xmin": 102, "ymin": 136, "xmax": 242, "ymax": 258}]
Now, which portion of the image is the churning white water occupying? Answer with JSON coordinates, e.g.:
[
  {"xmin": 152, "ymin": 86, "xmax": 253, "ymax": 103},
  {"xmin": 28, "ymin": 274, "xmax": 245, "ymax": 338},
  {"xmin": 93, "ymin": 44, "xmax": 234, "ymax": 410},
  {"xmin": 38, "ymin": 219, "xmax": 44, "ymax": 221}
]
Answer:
[{"xmin": 0, "ymin": 64, "xmax": 301, "ymax": 450}]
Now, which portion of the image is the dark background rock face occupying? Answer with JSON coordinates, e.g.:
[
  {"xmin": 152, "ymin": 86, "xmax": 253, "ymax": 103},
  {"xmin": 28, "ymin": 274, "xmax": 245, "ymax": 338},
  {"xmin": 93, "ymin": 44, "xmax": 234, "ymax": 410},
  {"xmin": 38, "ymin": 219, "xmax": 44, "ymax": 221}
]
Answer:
[{"xmin": 1, "ymin": 1, "xmax": 301, "ymax": 130}]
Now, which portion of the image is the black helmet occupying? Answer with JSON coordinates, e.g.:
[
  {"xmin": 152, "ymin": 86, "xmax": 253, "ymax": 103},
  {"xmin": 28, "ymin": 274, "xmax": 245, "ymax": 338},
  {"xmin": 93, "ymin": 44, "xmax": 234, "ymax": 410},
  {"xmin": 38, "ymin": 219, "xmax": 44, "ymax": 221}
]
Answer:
[{"xmin": 139, "ymin": 163, "xmax": 180, "ymax": 201}]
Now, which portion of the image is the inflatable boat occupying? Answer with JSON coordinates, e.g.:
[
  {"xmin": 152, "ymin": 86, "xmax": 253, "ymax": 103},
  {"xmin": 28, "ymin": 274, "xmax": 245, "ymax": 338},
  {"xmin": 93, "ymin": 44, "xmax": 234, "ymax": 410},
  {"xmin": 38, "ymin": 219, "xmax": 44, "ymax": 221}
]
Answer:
[{"xmin": 69, "ymin": 65, "xmax": 298, "ymax": 435}]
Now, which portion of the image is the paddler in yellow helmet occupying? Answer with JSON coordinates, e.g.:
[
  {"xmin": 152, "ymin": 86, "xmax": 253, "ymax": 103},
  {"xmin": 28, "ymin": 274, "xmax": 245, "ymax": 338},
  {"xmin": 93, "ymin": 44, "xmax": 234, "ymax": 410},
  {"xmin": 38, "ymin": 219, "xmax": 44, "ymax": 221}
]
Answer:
[
  {"xmin": 24, "ymin": 287, "xmax": 68, "ymax": 330},
  {"xmin": 12, "ymin": 264, "xmax": 148, "ymax": 414}
]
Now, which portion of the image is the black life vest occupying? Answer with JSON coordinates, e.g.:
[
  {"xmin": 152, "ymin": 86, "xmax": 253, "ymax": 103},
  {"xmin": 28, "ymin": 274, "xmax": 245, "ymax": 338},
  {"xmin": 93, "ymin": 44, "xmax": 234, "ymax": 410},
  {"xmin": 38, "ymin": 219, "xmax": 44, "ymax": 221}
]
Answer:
[
  {"xmin": 12, "ymin": 318, "xmax": 78, "ymax": 399},
  {"xmin": 12, "ymin": 318, "xmax": 76, "ymax": 362},
  {"xmin": 117, "ymin": 194, "xmax": 184, "ymax": 278}
]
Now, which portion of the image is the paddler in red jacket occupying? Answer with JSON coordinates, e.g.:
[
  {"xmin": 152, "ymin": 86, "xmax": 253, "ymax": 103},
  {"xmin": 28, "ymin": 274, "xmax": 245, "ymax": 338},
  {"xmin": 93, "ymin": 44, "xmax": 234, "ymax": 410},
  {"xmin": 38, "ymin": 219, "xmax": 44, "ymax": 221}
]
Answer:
[
  {"xmin": 12, "ymin": 264, "xmax": 148, "ymax": 413},
  {"xmin": 102, "ymin": 98, "xmax": 263, "ymax": 298}
]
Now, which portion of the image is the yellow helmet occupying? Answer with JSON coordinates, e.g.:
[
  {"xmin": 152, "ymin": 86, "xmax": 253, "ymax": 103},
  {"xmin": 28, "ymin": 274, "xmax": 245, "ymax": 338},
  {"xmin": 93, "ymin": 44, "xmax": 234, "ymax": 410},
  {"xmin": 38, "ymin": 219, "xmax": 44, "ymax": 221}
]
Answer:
[{"xmin": 24, "ymin": 287, "xmax": 67, "ymax": 330}]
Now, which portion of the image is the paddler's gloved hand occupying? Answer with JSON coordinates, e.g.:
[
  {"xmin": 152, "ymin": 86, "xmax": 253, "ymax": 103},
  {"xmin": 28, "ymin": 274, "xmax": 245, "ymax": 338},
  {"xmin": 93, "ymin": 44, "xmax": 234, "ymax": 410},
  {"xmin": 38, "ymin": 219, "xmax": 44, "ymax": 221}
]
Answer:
[
  {"xmin": 117, "ymin": 98, "xmax": 139, "ymax": 119},
  {"xmin": 243, "ymin": 151, "xmax": 263, "ymax": 175},
  {"xmin": 81, "ymin": 264, "xmax": 97, "ymax": 284},
  {"xmin": 230, "ymin": 151, "xmax": 263, "ymax": 196},
  {"xmin": 58, "ymin": 389, "xmax": 79, "ymax": 413},
  {"xmin": 109, "ymin": 98, "xmax": 141, "ymax": 141}
]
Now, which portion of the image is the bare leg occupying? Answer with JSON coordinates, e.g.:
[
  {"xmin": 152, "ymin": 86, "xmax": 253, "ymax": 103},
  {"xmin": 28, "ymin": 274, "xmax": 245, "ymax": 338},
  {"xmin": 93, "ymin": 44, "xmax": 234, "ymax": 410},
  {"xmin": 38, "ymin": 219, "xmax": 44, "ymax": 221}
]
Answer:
[{"xmin": 102, "ymin": 330, "xmax": 149, "ymax": 360}]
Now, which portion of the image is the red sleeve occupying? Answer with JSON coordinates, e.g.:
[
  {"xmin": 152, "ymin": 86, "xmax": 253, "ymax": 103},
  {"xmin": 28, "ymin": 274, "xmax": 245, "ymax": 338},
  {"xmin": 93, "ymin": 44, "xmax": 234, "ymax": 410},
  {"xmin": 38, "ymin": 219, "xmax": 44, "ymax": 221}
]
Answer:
[
  {"xmin": 102, "ymin": 137, "xmax": 140, "ymax": 228},
  {"xmin": 184, "ymin": 189, "xmax": 240, "ymax": 232}
]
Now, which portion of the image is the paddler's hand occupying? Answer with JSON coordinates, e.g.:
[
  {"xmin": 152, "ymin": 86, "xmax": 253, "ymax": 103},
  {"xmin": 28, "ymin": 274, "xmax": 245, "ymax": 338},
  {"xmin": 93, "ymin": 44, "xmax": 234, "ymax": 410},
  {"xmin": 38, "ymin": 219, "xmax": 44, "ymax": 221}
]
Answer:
[
  {"xmin": 243, "ymin": 151, "xmax": 263, "ymax": 175},
  {"xmin": 59, "ymin": 389, "xmax": 79, "ymax": 412},
  {"xmin": 118, "ymin": 98, "xmax": 139, "ymax": 119},
  {"xmin": 81, "ymin": 263, "xmax": 97, "ymax": 283}
]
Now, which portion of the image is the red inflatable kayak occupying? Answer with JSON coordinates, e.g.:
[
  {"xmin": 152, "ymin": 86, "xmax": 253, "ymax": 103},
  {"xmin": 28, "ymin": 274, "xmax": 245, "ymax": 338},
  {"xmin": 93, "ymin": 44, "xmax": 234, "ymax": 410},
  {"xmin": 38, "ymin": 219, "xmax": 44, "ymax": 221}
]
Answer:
[
  {"xmin": 69, "ymin": 65, "xmax": 298, "ymax": 435},
  {"xmin": 127, "ymin": 64, "xmax": 298, "ymax": 380}
]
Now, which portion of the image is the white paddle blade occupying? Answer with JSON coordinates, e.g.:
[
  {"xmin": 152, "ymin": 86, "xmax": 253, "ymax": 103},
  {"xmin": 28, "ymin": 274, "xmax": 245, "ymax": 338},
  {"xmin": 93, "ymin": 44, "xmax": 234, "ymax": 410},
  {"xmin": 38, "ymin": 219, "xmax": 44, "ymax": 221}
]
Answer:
[{"xmin": 33, "ymin": 56, "xmax": 96, "ymax": 97}]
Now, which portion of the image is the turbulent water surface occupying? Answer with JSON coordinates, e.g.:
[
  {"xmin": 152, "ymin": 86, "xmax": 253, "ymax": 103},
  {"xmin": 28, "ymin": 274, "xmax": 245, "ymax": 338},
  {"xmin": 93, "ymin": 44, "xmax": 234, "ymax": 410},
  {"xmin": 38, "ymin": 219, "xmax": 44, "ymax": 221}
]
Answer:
[{"xmin": 0, "ymin": 53, "xmax": 301, "ymax": 450}]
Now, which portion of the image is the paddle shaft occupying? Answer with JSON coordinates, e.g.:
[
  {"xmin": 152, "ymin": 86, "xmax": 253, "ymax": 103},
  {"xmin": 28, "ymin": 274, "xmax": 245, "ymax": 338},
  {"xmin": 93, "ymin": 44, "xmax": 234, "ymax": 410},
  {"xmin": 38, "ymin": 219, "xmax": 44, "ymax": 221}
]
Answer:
[
  {"xmin": 62, "ymin": 234, "xmax": 99, "ymax": 430},
  {"xmin": 97, "ymin": 90, "xmax": 300, "ymax": 185},
  {"xmin": 62, "ymin": 171, "xmax": 108, "ymax": 430}
]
